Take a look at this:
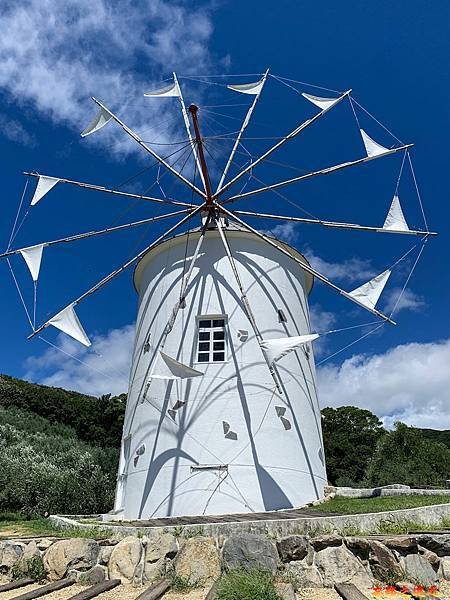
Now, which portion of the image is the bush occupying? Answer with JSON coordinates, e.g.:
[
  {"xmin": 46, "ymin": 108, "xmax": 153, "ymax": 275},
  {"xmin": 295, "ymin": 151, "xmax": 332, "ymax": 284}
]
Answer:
[
  {"xmin": 365, "ymin": 422, "xmax": 450, "ymax": 488},
  {"xmin": 216, "ymin": 569, "xmax": 281, "ymax": 600},
  {"xmin": 0, "ymin": 408, "xmax": 118, "ymax": 515}
]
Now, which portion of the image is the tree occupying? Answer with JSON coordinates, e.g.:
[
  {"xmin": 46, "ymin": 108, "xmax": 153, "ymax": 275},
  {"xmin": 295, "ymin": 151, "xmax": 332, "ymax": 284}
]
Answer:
[
  {"xmin": 321, "ymin": 406, "xmax": 385, "ymax": 486},
  {"xmin": 365, "ymin": 422, "xmax": 450, "ymax": 488}
]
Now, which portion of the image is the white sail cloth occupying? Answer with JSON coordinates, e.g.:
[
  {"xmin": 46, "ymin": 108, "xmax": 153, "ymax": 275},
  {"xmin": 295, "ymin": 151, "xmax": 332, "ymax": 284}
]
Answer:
[
  {"xmin": 383, "ymin": 195, "xmax": 410, "ymax": 231},
  {"xmin": 19, "ymin": 244, "xmax": 44, "ymax": 281},
  {"xmin": 144, "ymin": 82, "xmax": 179, "ymax": 97},
  {"xmin": 81, "ymin": 106, "xmax": 113, "ymax": 137},
  {"xmin": 152, "ymin": 351, "xmax": 204, "ymax": 380},
  {"xmin": 348, "ymin": 270, "xmax": 391, "ymax": 310},
  {"xmin": 302, "ymin": 93, "xmax": 341, "ymax": 111},
  {"xmin": 48, "ymin": 304, "xmax": 91, "ymax": 347},
  {"xmin": 228, "ymin": 77, "xmax": 265, "ymax": 95},
  {"xmin": 31, "ymin": 176, "xmax": 59, "ymax": 206},
  {"xmin": 360, "ymin": 129, "xmax": 390, "ymax": 158},
  {"xmin": 261, "ymin": 333, "xmax": 319, "ymax": 365}
]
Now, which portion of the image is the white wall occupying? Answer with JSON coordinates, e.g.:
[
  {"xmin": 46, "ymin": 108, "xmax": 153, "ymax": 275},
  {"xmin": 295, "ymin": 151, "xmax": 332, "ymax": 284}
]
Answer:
[{"xmin": 114, "ymin": 228, "xmax": 326, "ymax": 519}]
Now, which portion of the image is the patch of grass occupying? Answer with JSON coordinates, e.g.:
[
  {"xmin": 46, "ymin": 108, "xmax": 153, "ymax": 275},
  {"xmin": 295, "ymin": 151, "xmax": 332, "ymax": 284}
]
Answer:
[
  {"xmin": 0, "ymin": 512, "xmax": 112, "ymax": 540},
  {"xmin": 308, "ymin": 494, "xmax": 450, "ymax": 515},
  {"xmin": 10, "ymin": 556, "xmax": 47, "ymax": 583},
  {"xmin": 169, "ymin": 574, "xmax": 197, "ymax": 592},
  {"xmin": 216, "ymin": 569, "xmax": 281, "ymax": 600}
]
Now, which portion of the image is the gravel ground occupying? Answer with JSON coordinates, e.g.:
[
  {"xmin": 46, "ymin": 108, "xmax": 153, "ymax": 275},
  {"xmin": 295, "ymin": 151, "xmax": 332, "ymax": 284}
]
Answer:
[{"xmin": 1, "ymin": 581, "xmax": 448, "ymax": 600}]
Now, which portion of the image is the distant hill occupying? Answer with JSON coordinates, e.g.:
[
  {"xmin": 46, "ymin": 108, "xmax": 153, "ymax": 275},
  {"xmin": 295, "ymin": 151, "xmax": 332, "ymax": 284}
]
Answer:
[
  {"xmin": 420, "ymin": 428, "xmax": 450, "ymax": 449},
  {"xmin": 0, "ymin": 374, "xmax": 126, "ymax": 448}
]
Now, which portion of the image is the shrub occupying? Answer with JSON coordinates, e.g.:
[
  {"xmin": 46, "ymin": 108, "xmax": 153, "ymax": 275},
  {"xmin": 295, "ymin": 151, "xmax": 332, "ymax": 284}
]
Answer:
[{"xmin": 216, "ymin": 569, "xmax": 281, "ymax": 600}]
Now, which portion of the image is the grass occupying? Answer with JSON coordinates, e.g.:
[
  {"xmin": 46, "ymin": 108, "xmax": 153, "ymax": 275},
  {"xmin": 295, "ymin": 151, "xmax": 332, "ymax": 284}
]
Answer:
[
  {"xmin": 309, "ymin": 494, "xmax": 450, "ymax": 515},
  {"xmin": 216, "ymin": 569, "xmax": 281, "ymax": 600},
  {"xmin": 0, "ymin": 512, "xmax": 112, "ymax": 539}
]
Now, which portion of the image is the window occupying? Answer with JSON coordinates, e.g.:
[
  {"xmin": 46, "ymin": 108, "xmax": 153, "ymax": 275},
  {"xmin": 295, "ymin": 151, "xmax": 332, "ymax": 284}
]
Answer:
[
  {"xmin": 277, "ymin": 308, "xmax": 287, "ymax": 323},
  {"xmin": 197, "ymin": 316, "xmax": 227, "ymax": 363}
]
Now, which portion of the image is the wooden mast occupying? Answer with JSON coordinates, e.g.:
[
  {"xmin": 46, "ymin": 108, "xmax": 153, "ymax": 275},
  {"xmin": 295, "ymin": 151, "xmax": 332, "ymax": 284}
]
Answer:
[{"xmin": 188, "ymin": 104, "xmax": 213, "ymax": 207}]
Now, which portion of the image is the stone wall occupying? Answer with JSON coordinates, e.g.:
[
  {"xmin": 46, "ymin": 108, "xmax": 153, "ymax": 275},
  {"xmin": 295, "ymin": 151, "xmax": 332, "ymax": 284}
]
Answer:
[
  {"xmin": 1, "ymin": 532, "xmax": 450, "ymax": 590},
  {"xmin": 327, "ymin": 485, "xmax": 450, "ymax": 499}
]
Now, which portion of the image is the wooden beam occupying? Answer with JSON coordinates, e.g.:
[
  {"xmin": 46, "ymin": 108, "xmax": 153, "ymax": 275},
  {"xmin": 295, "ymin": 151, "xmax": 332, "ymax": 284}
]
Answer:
[
  {"xmin": 66, "ymin": 579, "xmax": 121, "ymax": 600},
  {"xmin": 0, "ymin": 579, "xmax": 34, "ymax": 593},
  {"xmin": 334, "ymin": 583, "xmax": 370, "ymax": 600},
  {"xmin": 135, "ymin": 579, "xmax": 171, "ymax": 600},
  {"xmin": 11, "ymin": 578, "xmax": 75, "ymax": 600}
]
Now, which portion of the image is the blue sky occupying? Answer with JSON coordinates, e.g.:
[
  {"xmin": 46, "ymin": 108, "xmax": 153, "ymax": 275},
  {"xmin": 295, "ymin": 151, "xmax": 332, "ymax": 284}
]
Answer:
[{"xmin": 1, "ymin": 0, "xmax": 449, "ymax": 428}]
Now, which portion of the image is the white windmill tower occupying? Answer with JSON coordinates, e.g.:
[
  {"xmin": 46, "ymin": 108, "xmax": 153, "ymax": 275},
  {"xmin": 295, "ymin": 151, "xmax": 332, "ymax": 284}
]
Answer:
[{"xmin": 2, "ymin": 71, "xmax": 434, "ymax": 520}]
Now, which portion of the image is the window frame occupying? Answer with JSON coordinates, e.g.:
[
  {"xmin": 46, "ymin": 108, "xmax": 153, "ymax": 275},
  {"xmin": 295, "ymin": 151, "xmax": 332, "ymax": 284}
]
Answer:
[{"xmin": 195, "ymin": 314, "xmax": 228, "ymax": 364}]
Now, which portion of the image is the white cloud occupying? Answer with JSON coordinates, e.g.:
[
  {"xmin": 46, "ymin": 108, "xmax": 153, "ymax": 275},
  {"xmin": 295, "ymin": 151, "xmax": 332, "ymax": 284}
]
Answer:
[
  {"xmin": 262, "ymin": 222, "xmax": 299, "ymax": 244},
  {"xmin": 0, "ymin": 0, "xmax": 218, "ymax": 153},
  {"xmin": 384, "ymin": 287, "xmax": 425, "ymax": 315},
  {"xmin": 0, "ymin": 113, "xmax": 36, "ymax": 146},
  {"xmin": 304, "ymin": 247, "xmax": 375, "ymax": 284},
  {"xmin": 317, "ymin": 338, "xmax": 450, "ymax": 429},
  {"xmin": 24, "ymin": 324, "xmax": 134, "ymax": 396}
]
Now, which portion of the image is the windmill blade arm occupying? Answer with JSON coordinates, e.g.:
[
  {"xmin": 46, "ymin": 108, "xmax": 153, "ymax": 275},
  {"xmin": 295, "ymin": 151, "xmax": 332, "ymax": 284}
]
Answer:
[
  {"xmin": 91, "ymin": 98, "xmax": 206, "ymax": 199},
  {"xmin": 214, "ymin": 214, "xmax": 282, "ymax": 392},
  {"xmin": 233, "ymin": 210, "xmax": 435, "ymax": 236},
  {"xmin": 0, "ymin": 209, "xmax": 192, "ymax": 260},
  {"xmin": 216, "ymin": 68, "xmax": 269, "ymax": 193},
  {"xmin": 27, "ymin": 204, "xmax": 206, "ymax": 340},
  {"xmin": 214, "ymin": 89, "xmax": 351, "ymax": 198},
  {"xmin": 23, "ymin": 171, "xmax": 195, "ymax": 209},
  {"xmin": 223, "ymin": 143, "xmax": 413, "ymax": 204},
  {"xmin": 173, "ymin": 72, "xmax": 206, "ymax": 191},
  {"xmin": 216, "ymin": 203, "xmax": 396, "ymax": 325}
]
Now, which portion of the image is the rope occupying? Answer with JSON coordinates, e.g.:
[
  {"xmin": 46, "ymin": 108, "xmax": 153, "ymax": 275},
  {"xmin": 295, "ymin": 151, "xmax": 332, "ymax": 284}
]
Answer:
[
  {"xmin": 316, "ymin": 323, "xmax": 386, "ymax": 366},
  {"xmin": 6, "ymin": 258, "xmax": 34, "ymax": 330},
  {"xmin": 407, "ymin": 151, "xmax": 429, "ymax": 232},
  {"xmin": 349, "ymin": 96, "xmax": 362, "ymax": 130},
  {"xmin": 394, "ymin": 150, "xmax": 407, "ymax": 195},
  {"xmin": 270, "ymin": 73, "xmax": 342, "ymax": 94},
  {"xmin": 389, "ymin": 238, "xmax": 428, "ymax": 317},
  {"xmin": 7, "ymin": 178, "xmax": 29, "ymax": 251},
  {"xmin": 350, "ymin": 97, "xmax": 404, "ymax": 145}
]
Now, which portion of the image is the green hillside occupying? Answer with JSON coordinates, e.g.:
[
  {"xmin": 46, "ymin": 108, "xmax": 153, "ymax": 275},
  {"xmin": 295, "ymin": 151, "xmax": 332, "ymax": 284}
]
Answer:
[
  {"xmin": 420, "ymin": 428, "xmax": 450, "ymax": 449},
  {"xmin": 0, "ymin": 375, "xmax": 125, "ymax": 516}
]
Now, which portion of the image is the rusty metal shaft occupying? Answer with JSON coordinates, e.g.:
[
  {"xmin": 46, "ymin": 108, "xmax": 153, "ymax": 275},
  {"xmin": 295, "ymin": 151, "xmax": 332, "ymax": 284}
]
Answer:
[{"xmin": 188, "ymin": 104, "xmax": 213, "ymax": 206}]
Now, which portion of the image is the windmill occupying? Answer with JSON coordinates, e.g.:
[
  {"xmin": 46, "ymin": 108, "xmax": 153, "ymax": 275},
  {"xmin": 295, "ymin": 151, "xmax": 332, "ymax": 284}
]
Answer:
[{"xmin": 2, "ymin": 71, "xmax": 434, "ymax": 519}]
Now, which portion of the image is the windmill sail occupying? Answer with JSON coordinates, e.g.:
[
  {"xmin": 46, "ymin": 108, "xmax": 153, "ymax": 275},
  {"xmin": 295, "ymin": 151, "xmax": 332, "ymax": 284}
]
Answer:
[
  {"xmin": 261, "ymin": 333, "xmax": 319, "ymax": 365},
  {"xmin": 360, "ymin": 129, "xmax": 390, "ymax": 158},
  {"xmin": 48, "ymin": 303, "xmax": 91, "ymax": 347},
  {"xmin": 228, "ymin": 77, "xmax": 265, "ymax": 95},
  {"xmin": 302, "ymin": 93, "xmax": 341, "ymax": 111},
  {"xmin": 383, "ymin": 195, "xmax": 410, "ymax": 232},
  {"xmin": 348, "ymin": 270, "xmax": 391, "ymax": 310},
  {"xmin": 81, "ymin": 106, "xmax": 113, "ymax": 137},
  {"xmin": 144, "ymin": 82, "xmax": 179, "ymax": 97},
  {"xmin": 19, "ymin": 244, "xmax": 44, "ymax": 282},
  {"xmin": 31, "ymin": 176, "xmax": 59, "ymax": 206},
  {"xmin": 151, "ymin": 351, "xmax": 204, "ymax": 380}
]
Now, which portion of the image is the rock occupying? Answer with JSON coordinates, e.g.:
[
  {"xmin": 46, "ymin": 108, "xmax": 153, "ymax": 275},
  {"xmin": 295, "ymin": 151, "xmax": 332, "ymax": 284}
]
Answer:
[
  {"xmin": 440, "ymin": 557, "xmax": 450, "ymax": 580},
  {"xmin": 37, "ymin": 538, "xmax": 54, "ymax": 551},
  {"xmin": 418, "ymin": 546, "xmax": 440, "ymax": 570},
  {"xmin": 275, "ymin": 582, "xmax": 296, "ymax": 599},
  {"xmin": 276, "ymin": 536, "xmax": 309, "ymax": 563},
  {"xmin": 44, "ymin": 538, "xmax": 100, "ymax": 581},
  {"xmin": 71, "ymin": 565, "xmax": 107, "ymax": 584},
  {"xmin": 146, "ymin": 533, "xmax": 178, "ymax": 562},
  {"xmin": 315, "ymin": 544, "xmax": 373, "ymax": 588},
  {"xmin": 401, "ymin": 554, "xmax": 438, "ymax": 587},
  {"xmin": 143, "ymin": 533, "xmax": 178, "ymax": 583},
  {"xmin": 0, "ymin": 541, "xmax": 24, "ymax": 570},
  {"xmin": 284, "ymin": 561, "xmax": 324, "ymax": 588},
  {"xmin": 345, "ymin": 537, "xmax": 370, "ymax": 560},
  {"xmin": 417, "ymin": 534, "xmax": 450, "ymax": 557},
  {"xmin": 385, "ymin": 537, "xmax": 418, "ymax": 553},
  {"xmin": 98, "ymin": 546, "xmax": 114, "ymax": 566},
  {"xmin": 369, "ymin": 541, "xmax": 403, "ymax": 582},
  {"xmin": 22, "ymin": 541, "xmax": 41, "ymax": 562},
  {"xmin": 222, "ymin": 534, "xmax": 278, "ymax": 574},
  {"xmin": 108, "ymin": 536, "xmax": 143, "ymax": 584},
  {"xmin": 174, "ymin": 537, "xmax": 220, "ymax": 586},
  {"xmin": 310, "ymin": 535, "xmax": 342, "ymax": 552}
]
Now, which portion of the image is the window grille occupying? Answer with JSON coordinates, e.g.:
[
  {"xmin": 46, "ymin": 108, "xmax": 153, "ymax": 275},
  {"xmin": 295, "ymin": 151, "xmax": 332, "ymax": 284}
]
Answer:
[{"xmin": 197, "ymin": 316, "xmax": 227, "ymax": 363}]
